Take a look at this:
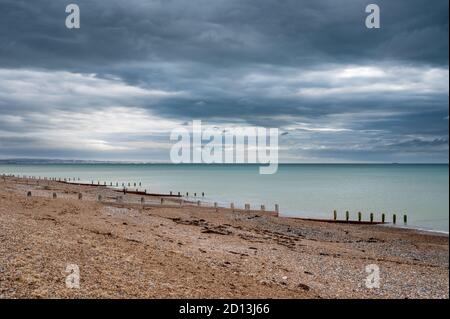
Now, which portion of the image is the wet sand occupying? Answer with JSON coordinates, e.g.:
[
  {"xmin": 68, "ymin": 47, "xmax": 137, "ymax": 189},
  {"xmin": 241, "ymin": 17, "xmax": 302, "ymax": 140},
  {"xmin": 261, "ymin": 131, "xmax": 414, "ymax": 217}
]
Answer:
[{"xmin": 0, "ymin": 176, "xmax": 448, "ymax": 299}]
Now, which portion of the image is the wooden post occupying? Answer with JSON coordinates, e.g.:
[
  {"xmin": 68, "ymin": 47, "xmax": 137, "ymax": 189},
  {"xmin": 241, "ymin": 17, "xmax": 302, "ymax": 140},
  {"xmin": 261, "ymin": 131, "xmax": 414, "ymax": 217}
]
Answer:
[
  {"xmin": 97, "ymin": 195, "xmax": 102, "ymax": 202},
  {"xmin": 245, "ymin": 204, "xmax": 250, "ymax": 211},
  {"xmin": 170, "ymin": 191, "xmax": 173, "ymax": 196},
  {"xmin": 358, "ymin": 212, "xmax": 362, "ymax": 222},
  {"xmin": 27, "ymin": 191, "xmax": 32, "ymax": 197},
  {"xmin": 53, "ymin": 193, "xmax": 57, "ymax": 199},
  {"xmin": 78, "ymin": 193, "xmax": 83, "ymax": 200},
  {"xmin": 231, "ymin": 203, "xmax": 235, "ymax": 212},
  {"xmin": 202, "ymin": 192, "xmax": 205, "ymax": 197},
  {"xmin": 333, "ymin": 210, "xmax": 337, "ymax": 220},
  {"xmin": 141, "ymin": 197, "xmax": 145, "ymax": 205},
  {"xmin": 161, "ymin": 198, "xmax": 164, "ymax": 205},
  {"xmin": 275, "ymin": 204, "xmax": 279, "ymax": 213},
  {"xmin": 261, "ymin": 205, "xmax": 265, "ymax": 211},
  {"xmin": 346, "ymin": 211, "xmax": 349, "ymax": 222},
  {"xmin": 194, "ymin": 193, "xmax": 197, "ymax": 197},
  {"xmin": 393, "ymin": 214, "xmax": 397, "ymax": 224},
  {"xmin": 197, "ymin": 200, "xmax": 201, "ymax": 206},
  {"xmin": 178, "ymin": 192, "xmax": 181, "ymax": 196},
  {"xmin": 382, "ymin": 213, "xmax": 385, "ymax": 223},
  {"xmin": 214, "ymin": 202, "xmax": 218, "ymax": 212},
  {"xmin": 403, "ymin": 214, "xmax": 407, "ymax": 224},
  {"xmin": 370, "ymin": 213, "xmax": 374, "ymax": 223}
]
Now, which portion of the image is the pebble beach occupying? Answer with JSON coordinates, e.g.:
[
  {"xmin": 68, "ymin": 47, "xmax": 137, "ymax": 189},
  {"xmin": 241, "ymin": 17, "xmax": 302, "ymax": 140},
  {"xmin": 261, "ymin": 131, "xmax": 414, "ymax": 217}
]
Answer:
[{"xmin": 0, "ymin": 176, "xmax": 448, "ymax": 299}]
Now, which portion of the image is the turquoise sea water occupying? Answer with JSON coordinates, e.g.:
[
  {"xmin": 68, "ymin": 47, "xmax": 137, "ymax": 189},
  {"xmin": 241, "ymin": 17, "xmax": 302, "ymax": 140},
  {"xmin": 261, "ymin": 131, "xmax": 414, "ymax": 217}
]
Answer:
[{"xmin": 0, "ymin": 164, "xmax": 448, "ymax": 233}]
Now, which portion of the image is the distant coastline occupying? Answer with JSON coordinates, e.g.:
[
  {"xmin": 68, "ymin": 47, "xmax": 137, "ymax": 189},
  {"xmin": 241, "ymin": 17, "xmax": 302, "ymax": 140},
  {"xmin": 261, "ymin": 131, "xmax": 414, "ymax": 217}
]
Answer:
[{"xmin": 0, "ymin": 158, "xmax": 449, "ymax": 165}]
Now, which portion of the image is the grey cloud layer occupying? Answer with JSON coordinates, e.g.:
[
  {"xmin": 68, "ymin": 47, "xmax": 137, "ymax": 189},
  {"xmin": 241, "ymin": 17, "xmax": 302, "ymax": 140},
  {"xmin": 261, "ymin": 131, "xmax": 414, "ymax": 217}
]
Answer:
[
  {"xmin": 0, "ymin": 0, "xmax": 448, "ymax": 162},
  {"xmin": 1, "ymin": 0, "xmax": 448, "ymax": 69}
]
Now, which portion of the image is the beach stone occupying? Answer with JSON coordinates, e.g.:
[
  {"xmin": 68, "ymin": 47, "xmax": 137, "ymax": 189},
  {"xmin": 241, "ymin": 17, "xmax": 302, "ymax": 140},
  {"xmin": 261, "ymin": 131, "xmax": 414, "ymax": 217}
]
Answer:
[{"xmin": 298, "ymin": 283, "xmax": 311, "ymax": 291}]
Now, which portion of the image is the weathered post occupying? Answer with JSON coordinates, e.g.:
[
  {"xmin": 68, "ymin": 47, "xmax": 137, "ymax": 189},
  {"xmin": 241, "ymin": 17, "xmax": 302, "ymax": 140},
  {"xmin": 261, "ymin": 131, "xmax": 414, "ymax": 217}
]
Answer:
[
  {"xmin": 53, "ymin": 193, "xmax": 57, "ymax": 199},
  {"xmin": 370, "ymin": 213, "xmax": 374, "ymax": 223},
  {"xmin": 202, "ymin": 192, "xmax": 205, "ymax": 197},
  {"xmin": 261, "ymin": 205, "xmax": 265, "ymax": 211},
  {"xmin": 214, "ymin": 202, "xmax": 218, "ymax": 212},
  {"xmin": 27, "ymin": 191, "xmax": 32, "ymax": 197},
  {"xmin": 382, "ymin": 213, "xmax": 385, "ymax": 223},
  {"xmin": 231, "ymin": 203, "xmax": 235, "ymax": 212},
  {"xmin": 245, "ymin": 204, "xmax": 250, "ymax": 211},
  {"xmin": 97, "ymin": 195, "xmax": 102, "ymax": 202},
  {"xmin": 358, "ymin": 212, "xmax": 362, "ymax": 222},
  {"xmin": 393, "ymin": 214, "xmax": 397, "ymax": 224},
  {"xmin": 346, "ymin": 211, "xmax": 349, "ymax": 222},
  {"xmin": 333, "ymin": 210, "xmax": 337, "ymax": 221},
  {"xmin": 197, "ymin": 200, "xmax": 201, "ymax": 206},
  {"xmin": 78, "ymin": 193, "xmax": 83, "ymax": 200},
  {"xmin": 161, "ymin": 198, "xmax": 164, "ymax": 205},
  {"xmin": 275, "ymin": 204, "xmax": 279, "ymax": 214},
  {"xmin": 403, "ymin": 214, "xmax": 408, "ymax": 224}
]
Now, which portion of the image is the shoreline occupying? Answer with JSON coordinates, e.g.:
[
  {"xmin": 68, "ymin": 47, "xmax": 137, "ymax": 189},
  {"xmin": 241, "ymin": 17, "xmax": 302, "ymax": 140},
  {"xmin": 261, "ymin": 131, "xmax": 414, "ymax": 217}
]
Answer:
[
  {"xmin": 1, "ymin": 165, "xmax": 448, "ymax": 234},
  {"xmin": 0, "ymin": 175, "xmax": 448, "ymax": 298},
  {"xmin": 6, "ymin": 174, "xmax": 448, "ymax": 236}
]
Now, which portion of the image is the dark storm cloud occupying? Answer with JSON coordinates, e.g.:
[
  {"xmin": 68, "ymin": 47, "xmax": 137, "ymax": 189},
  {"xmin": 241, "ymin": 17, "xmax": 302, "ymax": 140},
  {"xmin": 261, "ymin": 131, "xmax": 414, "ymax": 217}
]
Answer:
[
  {"xmin": 0, "ymin": 0, "xmax": 448, "ymax": 69},
  {"xmin": 0, "ymin": 0, "xmax": 448, "ymax": 162}
]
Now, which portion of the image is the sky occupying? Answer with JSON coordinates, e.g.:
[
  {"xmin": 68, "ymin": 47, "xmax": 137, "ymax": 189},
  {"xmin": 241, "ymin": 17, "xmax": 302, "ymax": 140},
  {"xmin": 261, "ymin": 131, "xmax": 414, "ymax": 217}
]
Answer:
[{"xmin": 0, "ymin": 0, "xmax": 448, "ymax": 163}]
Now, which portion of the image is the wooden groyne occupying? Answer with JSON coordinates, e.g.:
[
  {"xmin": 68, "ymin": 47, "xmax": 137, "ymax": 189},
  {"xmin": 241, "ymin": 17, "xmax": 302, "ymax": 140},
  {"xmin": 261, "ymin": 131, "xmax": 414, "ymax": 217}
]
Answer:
[
  {"xmin": 293, "ymin": 210, "xmax": 409, "ymax": 225},
  {"xmin": 293, "ymin": 218, "xmax": 386, "ymax": 225},
  {"xmin": 55, "ymin": 180, "xmax": 182, "ymax": 198},
  {"xmin": 2, "ymin": 174, "xmax": 408, "ymax": 225}
]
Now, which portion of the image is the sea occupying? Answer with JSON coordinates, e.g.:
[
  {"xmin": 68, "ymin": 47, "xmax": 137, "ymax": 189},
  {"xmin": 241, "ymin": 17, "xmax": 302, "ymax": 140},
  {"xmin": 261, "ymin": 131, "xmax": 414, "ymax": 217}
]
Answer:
[{"xmin": 0, "ymin": 164, "xmax": 448, "ymax": 233}]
